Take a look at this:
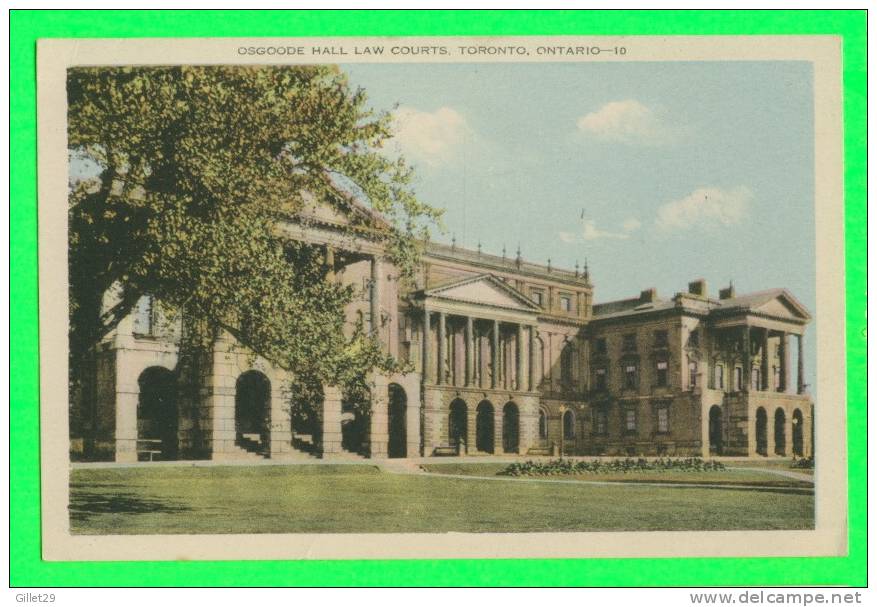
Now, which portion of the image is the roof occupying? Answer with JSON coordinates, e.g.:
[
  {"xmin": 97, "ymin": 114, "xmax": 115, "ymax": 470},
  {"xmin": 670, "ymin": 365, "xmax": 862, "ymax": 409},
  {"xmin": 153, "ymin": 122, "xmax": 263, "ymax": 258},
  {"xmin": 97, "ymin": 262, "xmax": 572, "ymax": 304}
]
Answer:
[{"xmin": 419, "ymin": 273, "xmax": 542, "ymax": 313}]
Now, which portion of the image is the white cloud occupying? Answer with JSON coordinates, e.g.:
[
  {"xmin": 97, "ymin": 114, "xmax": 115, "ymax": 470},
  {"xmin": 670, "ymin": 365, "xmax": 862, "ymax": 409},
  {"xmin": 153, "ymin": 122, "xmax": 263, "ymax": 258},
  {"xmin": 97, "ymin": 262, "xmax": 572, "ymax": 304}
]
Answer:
[
  {"xmin": 576, "ymin": 99, "xmax": 675, "ymax": 145},
  {"xmin": 560, "ymin": 215, "xmax": 642, "ymax": 243},
  {"xmin": 390, "ymin": 106, "xmax": 471, "ymax": 167},
  {"xmin": 655, "ymin": 186, "xmax": 753, "ymax": 231}
]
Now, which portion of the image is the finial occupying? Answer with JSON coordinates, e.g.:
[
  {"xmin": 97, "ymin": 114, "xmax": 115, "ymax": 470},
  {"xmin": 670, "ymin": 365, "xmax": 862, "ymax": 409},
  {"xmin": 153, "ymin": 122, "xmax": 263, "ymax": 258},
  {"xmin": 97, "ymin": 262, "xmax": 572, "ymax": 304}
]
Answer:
[
  {"xmin": 584, "ymin": 259, "xmax": 590, "ymax": 280},
  {"xmin": 477, "ymin": 241, "xmax": 482, "ymax": 256},
  {"xmin": 502, "ymin": 244, "xmax": 507, "ymax": 260},
  {"xmin": 575, "ymin": 260, "xmax": 580, "ymax": 278},
  {"xmin": 547, "ymin": 258, "xmax": 552, "ymax": 272},
  {"xmin": 515, "ymin": 244, "xmax": 522, "ymax": 268},
  {"xmin": 451, "ymin": 234, "xmax": 456, "ymax": 250}
]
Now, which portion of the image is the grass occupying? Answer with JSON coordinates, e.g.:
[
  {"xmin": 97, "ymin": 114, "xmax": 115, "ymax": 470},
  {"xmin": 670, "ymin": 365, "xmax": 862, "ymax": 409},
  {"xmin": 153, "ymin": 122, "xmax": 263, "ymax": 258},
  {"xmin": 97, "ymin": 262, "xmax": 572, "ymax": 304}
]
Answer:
[
  {"xmin": 728, "ymin": 460, "xmax": 816, "ymax": 476},
  {"xmin": 422, "ymin": 463, "xmax": 814, "ymax": 487},
  {"xmin": 70, "ymin": 464, "xmax": 814, "ymax": 535}
]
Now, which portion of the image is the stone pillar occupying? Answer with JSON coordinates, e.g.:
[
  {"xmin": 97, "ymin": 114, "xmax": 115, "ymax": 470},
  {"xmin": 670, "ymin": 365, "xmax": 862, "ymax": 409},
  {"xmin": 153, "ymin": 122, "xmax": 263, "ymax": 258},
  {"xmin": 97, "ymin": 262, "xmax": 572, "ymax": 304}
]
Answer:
[
  {"xmin": 325, "ymin": 245, "xmax": 335, "ymax": 282},
  {"xmin": 321, "ymin": 385, "xmax": 343, "ymax": 455},
  {"xmin": 780, "ymin": 332, "xmax": 791, "ymax": 393},
  {"xmin": 466, "ymin": 404, "xmax": 477, "ymax": 454},
  {"xmin": 422, "ymin": 307, "xmax": 431, "ymax": 383},
  {"xmin": 369, "ymin": 375, "xmax": 389, "ymax": 458},
  {"xmin": 516, "ymin": 324, "xmax": 525, "ymax": 391},
  {"xmin": 766, "ymin": 409, "xmax": 775, "ymax": 456},
  {"xmin": 406, "ymin": 388, "xmax": 422, "ymax": 457},
  {"xmin": 465, "ymin": 316, "xmax": 474, "ymax": 387},
  {"xmin": 742, "ymin": 326, "xmax": 751, "ymax": 392},
  {"xmin": 114, "ymin": 389, "xmax": 139, "ymax": 463},
  {"xmin": 797, "ymin": 334, "xmax": 805, "ymax": 394},
  {"xmin": 494, "ymin": 406, "xmax": 504, "ymax": 454},
  {"xmin": 205, "ymin": 343, "xmax": 237, "ymax": 460},
  {"xmin": 782, "ymin": 409, "xmax": 792, "ymax": 457},
  {"xmin": 761, "ymin": 329, "xmax": 770, "ymax": 391},
  {"xmin": 437, "ymin": 312, "xmax": 447, "ymax": 385},
  {"xmin": 492, "ymin": 320, "xmax": 500, "ymax": 389},
  {"xmin": 528, "ymin": 326, "xmax": 537, "ymax": 391},
  {"xmin": 269, "ymin": 383, "xmax": 292, "ymax": 458},
  {"xmin": 370, "ymin": 256, "xmax": 381, "ymax": 338}
]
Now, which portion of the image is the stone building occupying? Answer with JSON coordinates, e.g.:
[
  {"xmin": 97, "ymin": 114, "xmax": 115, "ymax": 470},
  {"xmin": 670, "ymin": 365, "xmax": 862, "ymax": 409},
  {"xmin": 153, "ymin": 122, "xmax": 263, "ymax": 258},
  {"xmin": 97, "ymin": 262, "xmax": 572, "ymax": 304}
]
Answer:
[{"xmin": 73, "ymin": 198, "xmax": 814, "ymax": 462}]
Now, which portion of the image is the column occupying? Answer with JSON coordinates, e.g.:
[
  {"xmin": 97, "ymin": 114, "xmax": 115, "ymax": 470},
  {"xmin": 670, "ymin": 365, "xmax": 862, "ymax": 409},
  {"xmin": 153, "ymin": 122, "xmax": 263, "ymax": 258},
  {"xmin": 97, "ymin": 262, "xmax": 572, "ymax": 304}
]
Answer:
[
  {"xmin": 742, "ymin": 326, "xmax": 751, "ymax": 392},
  {"xmin": 797, "ymin": 334, "xmax": 805, "ymax": 394},
  {"xmin": 528, "ymin": 326, "xmax": 537, "ymax": 391},
  {"xmin": 321, "ymin": 385, "xmax": 343, "ymax": 455},
  {"xmin": 516, "ymin": 324, "xmax": 525, "ymax": 391},
  {"xmin": 370, "ymin": 257, "xmax": 381, "ymax": 337},
  {"xmin": 780, "ymin": 332, "xmax": 791, "ymax": 393},
  {"xmin": 761, "ymin": 329, "xmax": 770, "ymax": 391},
  {"xmin": 369, "ymin": 375, "xmax": 389, "ymax": 458},
  {"xmin": 114, "ymin": 389, "xmax": 139, "ymax": 463},
  {"xmin": 422, "ymin": 308, "xmax": 432, "ymax": 383},
  {"xmin": 437, "ymin": 312, "xmax": 447, "ymax": 385},
  {"xmin": 465, "ymin": 316, "xmax": 474, "ymax": 387},
  {"xmin": 491, "ymin": 320, "xmax": 500, "ymax": 389}
]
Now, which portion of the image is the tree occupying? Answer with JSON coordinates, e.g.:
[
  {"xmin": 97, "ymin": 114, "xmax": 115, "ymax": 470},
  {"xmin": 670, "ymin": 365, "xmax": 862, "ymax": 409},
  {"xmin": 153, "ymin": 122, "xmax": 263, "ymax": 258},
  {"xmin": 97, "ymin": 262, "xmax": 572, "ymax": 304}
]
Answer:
[{"xmin": 67, "ymin": 65, "xmax": 440, "ymax": 398}]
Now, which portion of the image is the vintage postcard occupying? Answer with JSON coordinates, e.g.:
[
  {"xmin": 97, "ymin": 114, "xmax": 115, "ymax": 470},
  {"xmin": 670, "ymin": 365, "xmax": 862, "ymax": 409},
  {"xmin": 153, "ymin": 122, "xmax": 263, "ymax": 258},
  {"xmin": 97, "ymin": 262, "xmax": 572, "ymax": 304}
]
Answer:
[{"xmin": 38, "ymin": 35, "xmax": 846, "ymax": 561}]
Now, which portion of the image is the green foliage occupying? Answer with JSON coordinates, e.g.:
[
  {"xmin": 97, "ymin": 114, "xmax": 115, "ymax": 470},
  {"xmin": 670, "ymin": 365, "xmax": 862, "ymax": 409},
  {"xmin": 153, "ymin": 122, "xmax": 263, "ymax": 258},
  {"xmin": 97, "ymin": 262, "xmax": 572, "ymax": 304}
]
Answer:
[
  {"xmin": 67, "ymin": 65, "xmax": 440, "ymax": 394},
  {"xmin": 498, "ymin": 457, "xmax": 727, "ymax": 477},
  {"xmin": 790, "ymin": 456, "xmax": 815, "ymax": 469}
]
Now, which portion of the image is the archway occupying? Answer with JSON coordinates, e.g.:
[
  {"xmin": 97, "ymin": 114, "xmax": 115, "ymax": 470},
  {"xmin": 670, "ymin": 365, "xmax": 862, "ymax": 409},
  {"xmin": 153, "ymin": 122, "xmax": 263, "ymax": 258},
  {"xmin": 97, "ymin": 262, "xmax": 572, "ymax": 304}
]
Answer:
[
  {"xmin": 792, "ymin": 408, "xmax": 804, "ymax": 457},
  {"xmin": 137, "ymin": 367, "xmax": 177, "ymax": 460},
  {"xmin": 235, "ymin": 370, "xmax": 270, "ymax": 455},
  {"xmin": 448, "ymin": 399, "xmax": 468, "ymax": 451},
  {"xmin": 774, "ymin": 408, "xmax": 787, "ymax": 455},
  {"xmin": 476, "ymin": 400, "xmax": 495, "ymax": 453},
  {"xmin": 755, "ymin": 407, "xmax": 768, "ymax": 456},
  {"xmin": 708, "ymin": 405, "xmax": 723, "ymax": 455},
  {"xmin": 502, "ymin": 402, "xmax": 520, "ymax": 454},
  {"xmin": 563, "ymin": 409, "xmax": 576, "ymax": 440},
  {"xmin": 388, "ymin": 384, "xmax": 407, "ymax": 458}
]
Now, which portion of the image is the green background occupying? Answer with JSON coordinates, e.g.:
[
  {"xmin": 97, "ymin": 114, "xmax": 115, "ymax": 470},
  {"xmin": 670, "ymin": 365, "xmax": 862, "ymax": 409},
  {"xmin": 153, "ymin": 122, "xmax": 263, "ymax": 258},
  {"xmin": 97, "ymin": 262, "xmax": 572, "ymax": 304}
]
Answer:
[{"xmin": 10, "ymin": 9, "xmax": 867, "ymax": 587}]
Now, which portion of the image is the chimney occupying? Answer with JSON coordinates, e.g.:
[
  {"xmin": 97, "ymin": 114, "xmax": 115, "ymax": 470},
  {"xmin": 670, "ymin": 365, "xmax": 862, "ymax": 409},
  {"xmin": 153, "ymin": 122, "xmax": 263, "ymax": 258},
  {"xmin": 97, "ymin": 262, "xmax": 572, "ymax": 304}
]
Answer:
[
  {"xmin": 719, "ymin": 283, "xmax": 736, "ymax": 300},
  {"xmin": 688, "ymin": 279, "xmax": 707, "ymax": 297},
  {"xmin": 639, "ymin": 288, "xmax": 657, "ymax": 303}
]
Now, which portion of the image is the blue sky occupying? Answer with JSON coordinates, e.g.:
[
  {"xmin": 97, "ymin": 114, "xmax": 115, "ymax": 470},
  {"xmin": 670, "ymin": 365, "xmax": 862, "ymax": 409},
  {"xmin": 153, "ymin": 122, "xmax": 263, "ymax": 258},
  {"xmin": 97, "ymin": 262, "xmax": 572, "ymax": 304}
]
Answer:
[{"xmin": 343, "ymin": 61, "xmax": 815, "ymax": 314}]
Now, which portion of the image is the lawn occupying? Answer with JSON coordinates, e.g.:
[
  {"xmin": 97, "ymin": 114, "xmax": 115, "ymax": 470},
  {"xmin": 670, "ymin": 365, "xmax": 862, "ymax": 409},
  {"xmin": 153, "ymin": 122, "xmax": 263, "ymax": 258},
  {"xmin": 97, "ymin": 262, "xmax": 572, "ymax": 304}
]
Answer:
[
  {"xmin": 70, "ymin": 464, "xmax": 814, "ymax": 535},
  {"xmin": 421, "ymin": 463, "xmax": 815, "ymax": 488}
]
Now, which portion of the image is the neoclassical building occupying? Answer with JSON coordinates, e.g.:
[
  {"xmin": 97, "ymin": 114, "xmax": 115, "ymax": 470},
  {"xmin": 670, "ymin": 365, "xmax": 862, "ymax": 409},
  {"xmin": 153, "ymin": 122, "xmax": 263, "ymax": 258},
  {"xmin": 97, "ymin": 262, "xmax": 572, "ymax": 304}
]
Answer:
[{"xmin": 73, "ymin": 197, "xmax": 814, "ymax": 462}]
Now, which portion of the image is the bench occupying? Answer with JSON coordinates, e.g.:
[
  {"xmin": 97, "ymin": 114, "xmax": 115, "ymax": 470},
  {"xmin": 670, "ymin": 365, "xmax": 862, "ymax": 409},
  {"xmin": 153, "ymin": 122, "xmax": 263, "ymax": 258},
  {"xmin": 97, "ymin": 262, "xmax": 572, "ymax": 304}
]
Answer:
[{"xmin": 136, "ymin": 438, "xmax": 163, "ymax": 461}]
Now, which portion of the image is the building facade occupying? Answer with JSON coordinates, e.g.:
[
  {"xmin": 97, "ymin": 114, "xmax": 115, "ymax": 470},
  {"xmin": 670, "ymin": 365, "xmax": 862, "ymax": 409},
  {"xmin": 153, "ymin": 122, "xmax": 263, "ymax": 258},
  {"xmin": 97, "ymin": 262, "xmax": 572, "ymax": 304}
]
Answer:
[{"xmin": 73, "ymin": 201, "xmax": 814, "ymax": 462}]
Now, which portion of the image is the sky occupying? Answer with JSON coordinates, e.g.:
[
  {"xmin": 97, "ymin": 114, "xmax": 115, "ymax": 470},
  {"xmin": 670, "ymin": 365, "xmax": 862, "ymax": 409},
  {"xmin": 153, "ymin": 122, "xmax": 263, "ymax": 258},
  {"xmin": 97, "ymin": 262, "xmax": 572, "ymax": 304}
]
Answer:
[{"xmin": 344, "ymin": 60, "xmax": 816, "ymax": 386}]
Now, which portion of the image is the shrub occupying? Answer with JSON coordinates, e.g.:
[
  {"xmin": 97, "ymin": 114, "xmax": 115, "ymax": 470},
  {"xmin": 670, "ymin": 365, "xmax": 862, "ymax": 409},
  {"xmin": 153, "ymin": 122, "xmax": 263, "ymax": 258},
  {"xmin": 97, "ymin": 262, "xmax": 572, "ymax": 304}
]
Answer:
[
  {"xmin": 497, "ymin": 457, "xmax": 726, "ymax": 477},
  {"xmin": 790, "ymin": 456, "xmax": 814, "ymax": 469}
]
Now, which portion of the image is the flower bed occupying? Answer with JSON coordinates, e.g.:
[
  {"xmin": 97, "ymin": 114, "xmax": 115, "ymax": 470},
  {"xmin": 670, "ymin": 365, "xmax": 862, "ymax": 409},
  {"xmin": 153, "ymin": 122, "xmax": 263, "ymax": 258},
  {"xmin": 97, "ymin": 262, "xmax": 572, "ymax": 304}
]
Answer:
[{"xmin": 498, "ymin": 457, "xmax": 726, "ymax": 477}]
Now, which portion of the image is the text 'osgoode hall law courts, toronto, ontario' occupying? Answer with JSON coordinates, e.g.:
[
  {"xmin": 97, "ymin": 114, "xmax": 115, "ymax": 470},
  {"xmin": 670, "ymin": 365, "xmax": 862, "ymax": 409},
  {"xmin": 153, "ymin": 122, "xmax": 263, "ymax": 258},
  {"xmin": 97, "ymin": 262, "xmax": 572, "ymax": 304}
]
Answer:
[{"xmin": 70, "ymin": 191, "xmax": 815, "ymax": 464}]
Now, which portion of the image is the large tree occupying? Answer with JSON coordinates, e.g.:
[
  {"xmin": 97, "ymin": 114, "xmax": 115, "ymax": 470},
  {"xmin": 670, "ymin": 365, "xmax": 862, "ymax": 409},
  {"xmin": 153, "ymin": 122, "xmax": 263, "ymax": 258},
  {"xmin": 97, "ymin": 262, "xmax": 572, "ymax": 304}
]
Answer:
[{"xmin": 67, "ymin": 65, "xmax": 440, "ymax": 394}]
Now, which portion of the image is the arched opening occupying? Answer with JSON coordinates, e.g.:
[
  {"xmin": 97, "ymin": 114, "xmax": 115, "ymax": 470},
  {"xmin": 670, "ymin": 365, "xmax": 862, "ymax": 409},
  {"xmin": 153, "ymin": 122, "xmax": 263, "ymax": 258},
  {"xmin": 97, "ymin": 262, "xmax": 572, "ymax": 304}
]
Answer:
[
  {"xmin": 755, "ymin": 407, "xmax": 768, "ymax": 456},
  {"xmin": 560, "ymin": 344, "xmax": 575, "ymax": 384},
  {"xmin": 476, "ymin": 400, "xmax": 495, "ymax": 454},
  {"xmin": 290, "ymin": 381, "xmax": 322, "ymax": 455},
  {"xmin": 235, "ymin": 370, "xmax": 270, "ymax": 455},
  {"xmin": 708, "ymin": 405, "xmax": 723, "ymax": 455},
  {"xmin": 774, "ymin": 408, "xmax": 787, "ymax": 455},
  {"xmin": 341, "ymin": 399, "xmax": 370, "ymax": 456},
  {"xmin": 137, "ymin": 366, "xmax": 177, "ymax": 460},
  {"xmin": 388, "ymin": 384, "xmax": 407, "ymax": 458},
  {"xmin": 538, "ymin": 408, "xmax": 548, "ymax": 440},
  {"xmin": 792, "ymin": 408, "xmax": 804, "ymax": 457},
  {"xmin": 563, "ymin": 409, "xmax": 576, "ymax": 440},
  {"xmin": 502, "ymin": 401, "xmax": 519, "ymax": 454},
  {"xmin": 448, "ymin": 399, "xmax": 468, "ymax": 451}
]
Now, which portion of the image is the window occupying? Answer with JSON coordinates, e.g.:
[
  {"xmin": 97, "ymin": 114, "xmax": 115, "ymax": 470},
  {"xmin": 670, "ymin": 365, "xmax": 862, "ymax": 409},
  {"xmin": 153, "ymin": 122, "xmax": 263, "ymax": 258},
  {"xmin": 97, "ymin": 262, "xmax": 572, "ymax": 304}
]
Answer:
[
  {"xmin": 625, "ymin": 408, "xmax": 637, "ymax": 433},
  {"xmin": 531, "ymin": 290, "xmax": 544, "ymax": 306},
  {"xmin": 594, "ymin": 367, "xmax": 607, "ymax": 391},
  {"xmin": 656, "ymin": 406, "xmax": 670, "ymax": 433},
  {"xmin": 656, "ymin": 360, "xmax": 669, "ymax": 387},
  {"xmin": 594, "ymin": 338, "xmax": 607, "ymax": 355},
  {"xmin": 624, "ymin": 364, "xmax": 637, "ymax": 389},
  {"xmin": 751, "ymin": 367, "xmax": 761, "ymax": 391},
  {"xmin": 560, "ymin": 346, "xmax": 574, "ymax": 384},
  {"xmin": 734, "ymin": 367, "xmax": 743, "ymax": 392},
  {"xmin": 689, "ymin": 330, "xmax": 700, "ymax": 347},
  {"xmin": 559, "ymin": 295, "xmax": 572, "ymax": 312},
  {"xmin": 688, "ymin": 360, "xmax": 698, "ymax": 388},
  {"xmin": 715, "ymin": 364, "xmax": 725, "ymax": 390},
  {"xmin": 654, "ymin": 330, "xmax": 668, "ymax": 348},
  {"xmin": 563, "ymin": 410, "xmax": 575, "ymax": 440},
  {"xmin": 594, "ymin": 408, "xmax": 608, "ymax": 435},
  {"xmin": 538, "ymin": 409, "xmax": 548, "ymax": 439},
  {"xmin": 133, "ymin": 295, "xmax": 155, "ymax": 336},
  {"xmin": 622, "ymin": 333, "xmax": 637, "ymax": 352},
  {"xmin": 773, "ymin": 365, "xmax": 781, "ymax": 390}
]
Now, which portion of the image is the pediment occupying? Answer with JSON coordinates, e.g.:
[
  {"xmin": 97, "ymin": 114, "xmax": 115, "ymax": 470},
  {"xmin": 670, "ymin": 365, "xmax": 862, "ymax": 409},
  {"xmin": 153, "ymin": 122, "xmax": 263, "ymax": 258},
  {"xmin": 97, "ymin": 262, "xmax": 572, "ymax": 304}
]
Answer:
[
  {"xmin": 425, "ymin": 275, "xmax": 540, "ymax": 312},
  {"xmin": 755, "ymin": 294, "xmax": 810, "ymax": 321}
]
